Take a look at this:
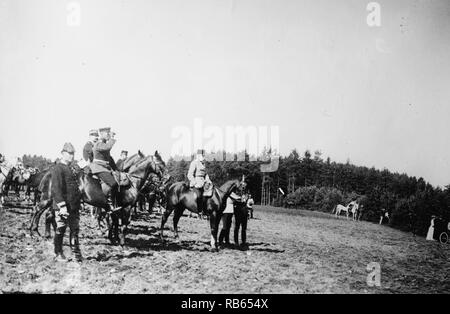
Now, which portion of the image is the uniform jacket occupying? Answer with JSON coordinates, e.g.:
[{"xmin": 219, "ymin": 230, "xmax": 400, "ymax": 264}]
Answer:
[
  {"xmin": 83, "ymin": 141, "xmax": 94, "ymax": 162},
  {"xmin": 187, "ymin": 159, "xmax": 211, "ymax": 188},
  {"xmin": 51, "ymin": 162, "xmax": 82, "ymax": 212},
  {"xmin": 116, "ymin": 159, "xmax": 125, "ymax": 171},
  {"xmin": 223, "ymin": 192, "xmax": 241, "ymax": 214},
  {"xmin": 90, "ymin": 139, "xmax": 117, "ymax": 174}
]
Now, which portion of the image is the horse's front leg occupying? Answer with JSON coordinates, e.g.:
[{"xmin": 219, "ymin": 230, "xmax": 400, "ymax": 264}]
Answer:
[
  {"xmin": 209, "ymin": 212, "xmax": 220, "ymax": 251},
  {"xmin": 160, "ymin": 204, "xmax": 174, "ymax": 242},
  {"xmin": 172, "ymin": 206, "xmax": 186, "ymax": 240},
  {"xmin": 118, "ymin": 207, "xmax": 132, "ymax": 246},
  {"xmin": 44, "ymin": 209, "xmax": 54, "ymax": 239}
]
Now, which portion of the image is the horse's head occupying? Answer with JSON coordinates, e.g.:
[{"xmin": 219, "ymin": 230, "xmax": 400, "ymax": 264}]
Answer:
[
  {"xmin": 128, "ymin": 151, "xmax": 168, "ymax": 183},
  {"xmin": 153, "ymin": 151, "xmax": 170, "ymax": 184},
  {"xmin": 121, "ymin": 150, "xmax": 146, "ymax": 172}
]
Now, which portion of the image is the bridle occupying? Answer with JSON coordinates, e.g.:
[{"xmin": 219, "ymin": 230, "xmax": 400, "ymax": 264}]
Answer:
[{"xmin": 129, "ymin": 156, "xmax": 168, "ymax": 196}]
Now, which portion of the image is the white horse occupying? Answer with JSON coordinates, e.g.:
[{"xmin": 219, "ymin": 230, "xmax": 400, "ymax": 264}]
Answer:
[{"xmin": 334, "ymin": 203, "xmax": 351, "ymax": 219}]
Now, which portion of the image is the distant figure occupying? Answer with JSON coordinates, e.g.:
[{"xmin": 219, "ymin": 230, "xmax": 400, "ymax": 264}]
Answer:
[
  {"xmin": 357, "ymin": 204, "xmax": 364, "ymax": 221},
  {"xmin": 379, "ymin": 208, "xmax": 389, "ymax": 225},
  {"xmin": 426, "ymin": 216, "xmax": 436, "ymax": 241},
  {"xmin": 246, "ymin": 194, "xmax": 255, "ymax": 219}
]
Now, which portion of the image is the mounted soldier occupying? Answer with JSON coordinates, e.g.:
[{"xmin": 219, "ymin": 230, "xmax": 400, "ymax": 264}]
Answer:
[
  {"xmin": 51, "ymin": 142, "xmax": 83, "ymax": 262},
  {"xmin": 116, "ymin": 150, "xmax": 128, "ymax": 171},
  {"xmin": 187, "ymin": 149, "xmax": 213, "ymax": 214},
  {"xmin": 89, "ymin": 127, "xmax": 120, "ymax": 210},
  {"xmin": 80, "ymin": 129, "xmax": 99, "ymax": 171}
]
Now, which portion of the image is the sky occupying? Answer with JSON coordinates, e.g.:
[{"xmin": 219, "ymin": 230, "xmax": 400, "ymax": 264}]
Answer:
[{"xmin": 1, "ymin": 0, "xmax": 450, "ymax": 187}]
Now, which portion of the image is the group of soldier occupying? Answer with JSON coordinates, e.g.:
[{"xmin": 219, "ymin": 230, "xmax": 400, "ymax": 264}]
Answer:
[
  {"xmin": 51, "ymin": 127, "xmax": 126, "ymax": 262},
  {"xmin": 2, "ymin": 129, "xmax": 257, "ymax": 261}
]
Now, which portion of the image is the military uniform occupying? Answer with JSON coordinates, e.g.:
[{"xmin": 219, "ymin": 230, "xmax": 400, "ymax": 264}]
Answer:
[
  {"xmin": 116, "ymin": 150, "xmax": 128, "ymax": 172},
  {"xmin": 90, "ymin": 138, "xmax": 118, "ymax": 187},
  {"xmin": 187, "ymin": 158, "xmax": 211, "ymax": 189},
  {"xmin": 83, "ymin": 141, "xmax": 95, "ymax": 162},
  {"xmin": 187, "ymin": 150, "xmax": 213, "ymax": 214},
  {"xmin": 52, "ymin": 143, "xmax": 82, "ymax": 261}
]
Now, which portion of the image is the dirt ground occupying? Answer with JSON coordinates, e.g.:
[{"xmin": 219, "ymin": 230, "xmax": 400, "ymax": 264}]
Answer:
[{"xmin": 1, "ymin": 203, "xmax": 449, "ymax": 294}]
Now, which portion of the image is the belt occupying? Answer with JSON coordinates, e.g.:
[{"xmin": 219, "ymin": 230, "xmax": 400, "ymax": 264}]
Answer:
[{"xmin": 93, "ymin": 159, "xmax": 109, "ymax": 165}]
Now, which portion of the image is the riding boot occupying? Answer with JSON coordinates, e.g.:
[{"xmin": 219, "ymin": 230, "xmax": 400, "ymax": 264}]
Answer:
[
  {"xmin": 70, "ymin": 232, "xmax": 83, "ymax": 262},
  {"xmin": 109, "ymin": 186, "xmax": 122, "ymax": 213},
  {"xmin": 54, "ymin": 230, "xmax": 66, "ymax": 261}
]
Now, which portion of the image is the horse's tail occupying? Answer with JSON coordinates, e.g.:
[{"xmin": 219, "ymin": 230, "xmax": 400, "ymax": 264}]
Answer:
[
  {"xmin": 332, "ymin": 205, "xmax": 336, "ymax": 214},
  {"xmin": 30, "ymin": 171, "xmax": 53, "ymax": 233}
]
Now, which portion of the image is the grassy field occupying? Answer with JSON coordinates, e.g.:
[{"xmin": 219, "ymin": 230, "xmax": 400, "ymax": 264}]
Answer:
[{"xmin": 1, "ymin": 204, "xmax": 449, "ymax": 293}]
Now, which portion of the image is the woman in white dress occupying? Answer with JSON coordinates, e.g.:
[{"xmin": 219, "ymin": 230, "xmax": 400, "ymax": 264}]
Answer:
[{"xmin": 426, "ymin": 216, "xmax": 435, "ymax": 241}]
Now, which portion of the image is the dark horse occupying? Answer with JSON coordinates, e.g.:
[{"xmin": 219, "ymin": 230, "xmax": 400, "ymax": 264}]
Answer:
[
  {"xmin": 3, "ymin": 167, "xmax": 30, "ymax": 197},
  {"xmin": 160, "ymin": 178, "xmax": 243, "ymax": 251},
  {"xmin": 30, "ymin": 151, "xmax": 169, "ymax": 245},
  {"xmin": 24, "ymin": 168, "xmax": 50, "ymax": 204}
]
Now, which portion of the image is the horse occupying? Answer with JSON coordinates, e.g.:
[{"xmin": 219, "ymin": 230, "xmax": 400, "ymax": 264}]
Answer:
[
  {"xmin": 30, "ymin": 151, "xmax": 169, "ymax": 246},
  {"xmin": 133, "ymin": 172, "xmax": 168, "ymax": 216},
  {"xmin": 23, "ymin": 168, "xmax": 49, "ymax": 205},
  {"xmin": 160, "ymin": 178, "xmax": 243, "ymax": 251},
  {"xmin": 87, "ymin": 150, "xmax": 147, "ymax": 218},
  {"xmin": 3, "ymin": 167, "xmax": 29, "ymax": 197},
  {"xmin": 334, "ymin": 203, "xmax": 352, "ymax": 219}
]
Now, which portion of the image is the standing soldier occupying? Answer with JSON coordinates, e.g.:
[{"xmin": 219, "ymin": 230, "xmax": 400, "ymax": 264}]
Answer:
[
  {"xmin": 187, "ymin": 149, "xmax": 213, "ymax": 214},
  {"xmin": 116, "ymin": 150, "xmax": 128, "ymax": 171},
  {"xmin": 51, "ymin": 143, "xmax": 83, "ymax": 262},
  {"xmin": 90, "ymin": 127, "xmax": 119, "ymax": 209}
]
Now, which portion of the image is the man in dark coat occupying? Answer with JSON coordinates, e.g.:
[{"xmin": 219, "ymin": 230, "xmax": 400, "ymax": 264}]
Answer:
[
  {"xmin": 116, "ymin": 150, "xmax": 128, "ymax": 171},
  {"xmin": 51, "ymin": 142, "xmax": 83, "ymax": 262},
  {"xmin": 90, "ymin": 127, "xmax": 119, "ymax": 209},
  {"xmin": 81, "ymin": 129, "xmax": 99, "ymax": 172},
  {"xmin": 83, "ymin": 129, "xmax": 98, "ymax": 162}
]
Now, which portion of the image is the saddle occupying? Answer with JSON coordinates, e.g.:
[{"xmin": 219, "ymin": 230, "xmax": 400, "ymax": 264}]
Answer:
[
  {"xmin": 88, "ymin": 171, "xmax": 130, "ymax": 187},
  {"xmin": 189, "ymin": 181, "xmax": 213, "ymax": 198}
]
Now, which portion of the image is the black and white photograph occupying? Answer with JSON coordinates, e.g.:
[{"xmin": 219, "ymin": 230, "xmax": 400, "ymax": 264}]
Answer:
[{"xmin": 0, "ymin": 0, "xmax": 449, "ymax": 298}]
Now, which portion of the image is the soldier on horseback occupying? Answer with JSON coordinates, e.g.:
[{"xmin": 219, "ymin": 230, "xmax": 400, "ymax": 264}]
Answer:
[
  {"xmin": 90, "ymin": 127, "xmax": 120, "ymax": 210},
  {"xmin": 187, "ymin": 149, "xmax": 213, "ymax": 214},
  {"xmin": 52, "ymin": 142, "xmax": 83, "ymax": 262},
  {"xmin": 80, "ymin": 129, "xmax": 99, "ymax": 171},
  {"xmin": 116, "ymin": 150, "xmax": 128, "ymax": 171}
]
